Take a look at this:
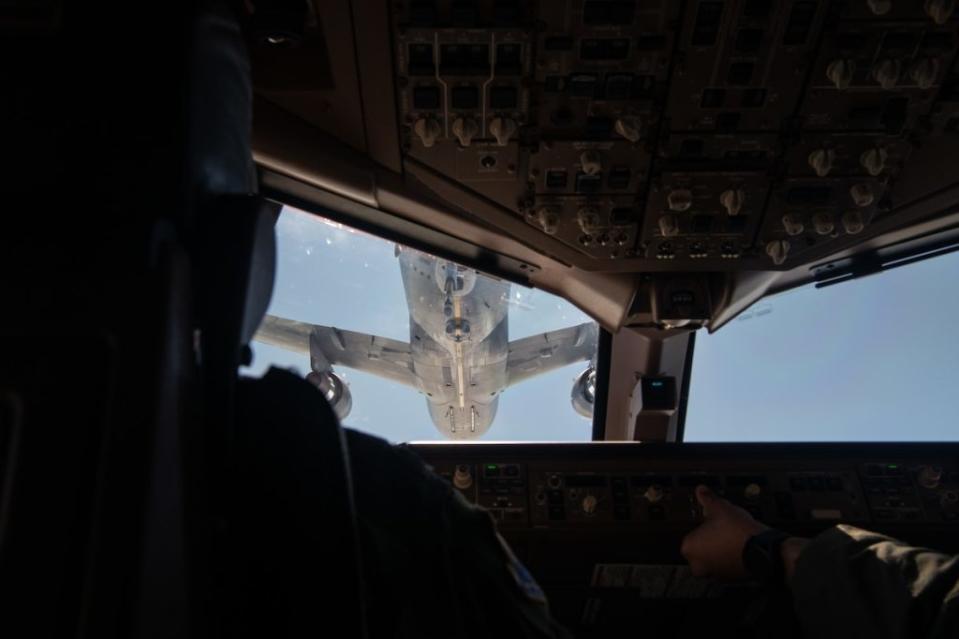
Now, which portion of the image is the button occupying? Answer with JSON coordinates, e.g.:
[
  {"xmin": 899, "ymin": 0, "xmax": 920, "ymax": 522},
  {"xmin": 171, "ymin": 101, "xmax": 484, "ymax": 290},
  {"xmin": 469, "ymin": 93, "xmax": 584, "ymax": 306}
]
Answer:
[
  {"xmin": 614, "ymin": 505, "xmax": 631, "ymax": 520},
  {"xmin": 506, "ymin": 510, "xmax": 524, "ymax": 521},
  {"xmin": 548, "ymin": 505, "xmax": 565, "ymax": 520},
  {"xmin": 808, "ymin": 476, "xmax": 825, "ymax": 491},
  {"xmin": 504, "ymin": 465, "xmax": 520, "ymax": 477},
  {"xmin": 648, "ymin": 504, "xmax": 665, "ymax": 520},
  {"xmin": 790, "ymin": 477, "xmax": 807, "ymax": 491},
  {"xmin": 827, "ymin": 476, "xmax": 843, "ymax": 491},
  {"xmin": 874, "ymin": 509, "xmax": 897, "ymax": 520},
  {"xmin": 865, "ymin": 464, "xmax": 885, "ymax": 477},
  {"xmin": 547, "ymin": 490, "xmax": 564, "ymax": 505},
  {"xmin": 903, "ymin": 510, "xmax": 921, "ymax": 521}
]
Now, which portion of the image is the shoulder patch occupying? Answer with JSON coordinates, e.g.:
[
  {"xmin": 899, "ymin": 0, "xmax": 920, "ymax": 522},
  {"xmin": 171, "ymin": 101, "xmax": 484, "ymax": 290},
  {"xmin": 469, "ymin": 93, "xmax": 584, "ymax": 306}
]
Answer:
[{"xmin": 497, "ymin": 533, "xmax": 547, "ymax": 604}]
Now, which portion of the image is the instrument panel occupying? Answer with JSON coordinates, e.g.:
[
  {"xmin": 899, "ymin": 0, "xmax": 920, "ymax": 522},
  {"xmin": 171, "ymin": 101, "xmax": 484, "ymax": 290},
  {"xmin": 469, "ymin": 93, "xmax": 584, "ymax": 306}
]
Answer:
[
  {"xmin": 391, "ymin": 1, "xmax": 959, "ymax": 270},
  {"xmin": 409, "ymin": 442, "xmax": 959, "ymax": 635}
]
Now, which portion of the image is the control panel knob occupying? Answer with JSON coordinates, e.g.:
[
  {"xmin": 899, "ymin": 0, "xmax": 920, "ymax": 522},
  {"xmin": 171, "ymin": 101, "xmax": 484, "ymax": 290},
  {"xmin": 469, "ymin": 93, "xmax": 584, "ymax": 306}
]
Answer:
[
  {"xmin": 658, "ymin": 214, "xmax": 680, "ymax": 238},
  {"xmin": 577, "ymin": 206, "xmax": 602, "ymax": 234},
  {"xmin": 925, "ymin": 0, "xmax": 956, "ymax": 25},
  {"xmin": 850, "ymin": 183, "xmax": 875, "ymax": 208},
  {"xmin": 918, "ymin": 465, "xmax": 944, "ymax": 489},
  {"xmin": 667, "ymin": 188, "xmax": 693, "ymax": 212},
  {"xmin": 644, "ymin": 485, "xmax": 665, "ymax": 503},
  {"xmin": 719, "ymin": 188, "xmax": 745, "ymax": 216},
  {"xmin": 744, "ymin": 483, "xmax": 762, "ymax": 501},
  {"xmin": 614, "ymin": 116, "xmax": 643, "ymax": 143},
  {"xmin": 451, "ymin": 117, "xmax": 479, "ymax": 147},
  {"xmin": 453, "ymin": 464, "xmax": 473, "ymax": 490},
  {"xmin": 826, "ymin": 59, "xmax": 856, "ymax": 90},
  {"xmin": 782, "ymin": 214, "xmax": 805, "ymax": 236},
  {"xmin": 413, "ymin": 117, "xmax": 442, "ymax": 148},
  {"xmin": 535, "ymin": 207, "xmax": 560, "ymax": 235},
  {"xmin": 871, "ymin": 59, "xmax": 901, "ymax": 90},
  {"xmin": 860, "ymin": 148, "xmax": 888, "ymax": 177},
  {"xmin": 808, "ymin": 148, "xmax": 835, "ymax": 177},
  {"xmin": 867, "ymin": 0, "xmax": 893, "ymax": 15},
  {"xmin": 766, "ymin": 239, "xmax": 790, "ymax": 265},
  {"xmin": 488, "ymin": 117, "xmax": 517, "ymax": 146},
  {"xmin": 582, "ymin": 494, "xmax": 598, "ymax": 515},
  {"xmin": 547, "ymin": 474, "xmax": 562, "ymax": 489},
  {"xmin": 579, "ymin": 150, "xmax": 602, "ymax": 176},
  {"xmin": 910, "ymin": 57, "xmax": 940, "ymax": 90},
  {"xmin": 812, "ymin": 212, "xmax": 835, "ymax": 235},
  {"xmin": 841, "ymin": 209, "xmax": 865, "ymax": 235}
]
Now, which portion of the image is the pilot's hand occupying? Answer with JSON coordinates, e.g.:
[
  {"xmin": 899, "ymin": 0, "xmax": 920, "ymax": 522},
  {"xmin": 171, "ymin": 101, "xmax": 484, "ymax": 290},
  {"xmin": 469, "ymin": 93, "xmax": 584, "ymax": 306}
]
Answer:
[{"xmin": 680, "ymin": 485, "xmax": 768, "ymax": 580}]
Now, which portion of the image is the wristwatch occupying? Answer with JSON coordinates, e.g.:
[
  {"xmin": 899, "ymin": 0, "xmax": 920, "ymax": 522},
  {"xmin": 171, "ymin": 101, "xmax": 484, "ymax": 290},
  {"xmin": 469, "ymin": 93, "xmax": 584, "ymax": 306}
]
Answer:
[{"xmin": 742, "ymin": 529, "xmax": 791, "ymax": 586}]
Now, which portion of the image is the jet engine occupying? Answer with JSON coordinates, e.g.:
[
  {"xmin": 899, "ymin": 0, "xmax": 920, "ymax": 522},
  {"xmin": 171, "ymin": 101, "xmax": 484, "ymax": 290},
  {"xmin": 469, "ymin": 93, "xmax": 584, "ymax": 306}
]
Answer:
[
  {"xmin": 306, "ymin": 370, "xmax": 353, "ymax": 421},
  {"xmin": 570, "ymin": 368, "xmax": 596, "ymax": 419}
]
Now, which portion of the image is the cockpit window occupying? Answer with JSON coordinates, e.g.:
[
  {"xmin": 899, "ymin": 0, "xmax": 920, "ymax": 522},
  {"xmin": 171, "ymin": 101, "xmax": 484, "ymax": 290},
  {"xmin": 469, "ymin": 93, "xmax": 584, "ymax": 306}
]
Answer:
[
  {"xmin": 685, "ymin": 249, "xmax": 959, "ymax": 442},
  {"xmin": 244, "ymin": 205, "xmax": 600, "ymax": 442}
]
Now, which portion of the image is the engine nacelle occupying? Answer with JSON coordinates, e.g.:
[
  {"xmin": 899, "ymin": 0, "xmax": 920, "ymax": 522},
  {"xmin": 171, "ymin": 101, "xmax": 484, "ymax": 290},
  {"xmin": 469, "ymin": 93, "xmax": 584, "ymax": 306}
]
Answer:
[
  {"xmin": 570, "ymin": 368, "xmax": 596, "ymax": 419},
  {"xmin": 306, "ymin": 370, "xmax": 353, "ymax": 421}
]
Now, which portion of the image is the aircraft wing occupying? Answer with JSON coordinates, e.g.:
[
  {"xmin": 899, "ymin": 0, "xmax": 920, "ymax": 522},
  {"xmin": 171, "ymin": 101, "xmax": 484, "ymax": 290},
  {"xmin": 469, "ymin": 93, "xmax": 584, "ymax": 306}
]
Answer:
[
  {"xmin": 506, "ymin": 322, "xmax": 599, "ymax": 387},
  {"xmin": 254, "ymin": 314, "xmax": 418, "ymax": 389}
]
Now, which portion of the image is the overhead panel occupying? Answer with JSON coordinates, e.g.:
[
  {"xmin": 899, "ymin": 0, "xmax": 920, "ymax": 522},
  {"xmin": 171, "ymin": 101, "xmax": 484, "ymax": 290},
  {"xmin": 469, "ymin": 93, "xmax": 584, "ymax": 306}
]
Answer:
[{"xmin": 391, "ymin": 1, "xmax": 959, "ymax": 271}]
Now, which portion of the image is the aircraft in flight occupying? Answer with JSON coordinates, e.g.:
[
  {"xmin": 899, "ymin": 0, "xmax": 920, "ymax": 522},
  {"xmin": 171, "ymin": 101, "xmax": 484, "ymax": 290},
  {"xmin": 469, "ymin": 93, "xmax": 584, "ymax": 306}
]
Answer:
[{"xmin": 254, "ymin": 246, "xmax": 598, "ymax": 439}]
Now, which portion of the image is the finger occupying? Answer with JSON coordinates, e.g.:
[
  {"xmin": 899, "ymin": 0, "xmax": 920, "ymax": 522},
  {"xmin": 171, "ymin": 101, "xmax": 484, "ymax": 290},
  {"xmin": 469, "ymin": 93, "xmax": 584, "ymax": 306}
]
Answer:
[{"xmin": 695, "ymin": 484, "xmax": 718, "ymax": 516}]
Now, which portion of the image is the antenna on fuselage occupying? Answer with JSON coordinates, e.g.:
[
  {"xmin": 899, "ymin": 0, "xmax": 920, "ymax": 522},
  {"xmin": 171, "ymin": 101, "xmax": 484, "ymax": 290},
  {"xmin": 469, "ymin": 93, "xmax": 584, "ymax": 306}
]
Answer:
[{"xmin": 446, "ymin": 405, "xmax": 456, "ymax": 433}]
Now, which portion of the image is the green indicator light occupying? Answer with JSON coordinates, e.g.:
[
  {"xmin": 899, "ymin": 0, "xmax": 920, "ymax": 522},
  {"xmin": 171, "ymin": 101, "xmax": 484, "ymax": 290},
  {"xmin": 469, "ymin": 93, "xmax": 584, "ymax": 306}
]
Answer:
[
  {"xmin": 487, "ymin": 464, "xmax": 498, "ymax": 470},
  {"xmin": 888, "ymin": 464, "xmax": 898, "ymax": 469}
]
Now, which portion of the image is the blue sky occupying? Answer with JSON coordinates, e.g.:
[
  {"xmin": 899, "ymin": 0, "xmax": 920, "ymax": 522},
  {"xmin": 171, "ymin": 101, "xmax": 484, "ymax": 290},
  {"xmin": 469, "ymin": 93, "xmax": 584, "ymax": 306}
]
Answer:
[
  {"xmin": 685, "ymin": 248, "xmax": 959, "ymax": 441},
  {"xmin": 244, "ymin": 206, "xmax": 597, "ymax": 442},
  {"xmin": 247, "ymin": 206, "xmax": 959, "ymax": 443}
]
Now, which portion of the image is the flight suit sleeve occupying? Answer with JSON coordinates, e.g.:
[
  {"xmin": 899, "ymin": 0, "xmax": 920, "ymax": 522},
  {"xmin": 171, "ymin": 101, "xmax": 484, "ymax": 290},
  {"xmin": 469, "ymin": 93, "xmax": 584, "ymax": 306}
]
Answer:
[
  {"xmin": 790, "ymin": 524, "xmax": 959, "ymax": 639},
  {"xmin": 344, "ymin": 430, "xmax": 571, "ymax": 639}
]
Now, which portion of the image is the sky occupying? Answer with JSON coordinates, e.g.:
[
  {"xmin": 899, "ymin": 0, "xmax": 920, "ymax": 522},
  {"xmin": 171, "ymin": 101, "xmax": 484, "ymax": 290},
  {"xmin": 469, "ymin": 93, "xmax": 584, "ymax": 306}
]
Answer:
[
  {"xmin": 244, "ymin": 206, "xmax": 597, "ymax": 442},
  {"xmin": 685, "ymin": 247, "xmax": 959, "ymax": 441},
  {"xmin": 246, "ymin": 206, "xmax": 959, "ymax": 444}
]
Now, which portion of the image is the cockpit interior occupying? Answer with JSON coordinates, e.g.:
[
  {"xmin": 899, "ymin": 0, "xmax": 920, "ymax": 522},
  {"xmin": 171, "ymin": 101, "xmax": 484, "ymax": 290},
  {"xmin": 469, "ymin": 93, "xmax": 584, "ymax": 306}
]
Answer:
[{"xmin": 2, "ymin": 1, "xmax": 958, "ymax": 637}]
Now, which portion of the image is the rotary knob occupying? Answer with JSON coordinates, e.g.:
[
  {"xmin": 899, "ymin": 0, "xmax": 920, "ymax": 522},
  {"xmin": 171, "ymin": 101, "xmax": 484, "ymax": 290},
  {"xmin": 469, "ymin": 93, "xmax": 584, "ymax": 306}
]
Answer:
[
  {"xmin": 860, "ymin": 148, "xmax": 888, "ymax": 177},
  {"xmin": 812, "ymin": 212, "xmax": 835, "ymax": 235},
  {"xmin": 453, "ymin": 464, "xmax": 473, "ymax": 490},
  {"xmin": 451, "ymin": 117, "xmax": 479, "ymax": 147},
  {"xmin": 867, "ymin": 0, "xmax": 893, "ymax": 15},
  {"xmin": 535, "ymin": 207, "xmax": 560, "ymax": 235},
  {"xmin": 720, "ymin": 188, "xmax": 745, "ymax": 216},
  {"xmin": 842, "ymin": 209, "xmax": 865, "ymax": 235},
  {"xmin": 910, "ymin": 57, "xmax": 940, "ymax": 90},
  {"xmin": 766, "ymin": 239, "xmax": 790, "ymax": 265},
  {"xmin": 744, "ymin": 483, "xmax": 762, "ymax": 501},
  {"xmin": 644, "ymin": 485, "xmax": 665, "ymax": 503},
  {"xmin": 614, "ymin": 116, "xmax": 643, "ymax": 143},
  {"xmin": 582, "ymin": 494, "xmax": 598, "ymax": 515},
  {"xmin": 925, "ymin": 0, "xmax": 956, "ymax": 25},
  {"xmin": 577, "ymin": 206, "xmax": 603, "ymax": 234},
  {"xmin": 850, "ymin": 183, "xmax": 875, "ymax": 208},
  {"xmin": 658, "ymin": 214, "xmax": 680, "ymax": 238},
  {"xmin": 488, "ymin": 117, "xmax": 517, "ymax": 146},
  {"xmin": 782, "ymin": 214, "xmax": 805, "ymax": 236},
  {"xmin": 918, "ymin": 465, "xmax": 944, "ymax": 489},
  {"xmin": 826, "ymin": 59, "xmax": 856, "ymax": 90},
  {"xmin": 808, "ymin": 148, "xmax": 835, "ymax": 177},
  {"xmin": 579, "ymin": 150, "xmax": 602, "ymax": 176},
  {"xmin": 413, "ymin": 117, "xmax": 442, "ymax": 147},
  {"xmin": 667, "ymin": 188, "xmax": 693, "ymax": 212},
  {"xmin": 871, "ymin": 59, "xmax": 901, "ymax": 90}
]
